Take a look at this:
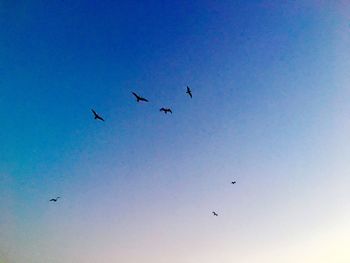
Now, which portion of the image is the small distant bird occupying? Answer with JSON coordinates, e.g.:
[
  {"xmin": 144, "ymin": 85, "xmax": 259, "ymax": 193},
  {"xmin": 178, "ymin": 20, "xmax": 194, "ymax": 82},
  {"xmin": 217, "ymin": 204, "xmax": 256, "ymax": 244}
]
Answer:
[
  {"xmin": 212, "ymin": 211, "xmax": 218, "ymax": 216},
  {"xmin": 160, "ymin": 108, "xmax": 172, "ymax": 114},
  {"xmin": 49, "ymin": 197, "xmax": 60, "ymax": 202},
  {"xmin": 186, "ymin": 86, "xmax": 192, "ymax": 98},
  {"xmin": 132, "ymin": 92, "xmax": 149, "ymax": 102},
  {"xmin": 231, "ymin": 181, "xmax": 236, "ymax": 185},
  {"xmin": 91, "ymin": 109, "xmax": 105, "ymax": 121}
]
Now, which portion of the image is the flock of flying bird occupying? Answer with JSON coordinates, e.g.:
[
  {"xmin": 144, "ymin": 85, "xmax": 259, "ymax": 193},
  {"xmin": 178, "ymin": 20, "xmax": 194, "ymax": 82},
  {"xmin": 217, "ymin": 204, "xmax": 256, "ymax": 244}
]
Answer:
[{"xmin": 50, "ymin": 86, "xmax": 236, "ymax": 217}]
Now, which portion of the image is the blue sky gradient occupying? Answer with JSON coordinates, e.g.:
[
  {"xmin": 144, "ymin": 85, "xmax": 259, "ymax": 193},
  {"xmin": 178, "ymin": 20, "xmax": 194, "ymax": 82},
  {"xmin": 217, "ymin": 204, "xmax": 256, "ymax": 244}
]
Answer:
[{"xmin": 1, "ymin": 1, "xmax": 350, "ymax": 262}]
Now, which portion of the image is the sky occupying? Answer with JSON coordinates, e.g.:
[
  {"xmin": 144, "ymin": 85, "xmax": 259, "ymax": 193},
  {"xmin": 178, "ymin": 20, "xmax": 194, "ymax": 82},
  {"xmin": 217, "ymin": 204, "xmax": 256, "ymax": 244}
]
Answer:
[{"xmin": 0, "ymin": 0, "xmax": 350, "ymax": 262}]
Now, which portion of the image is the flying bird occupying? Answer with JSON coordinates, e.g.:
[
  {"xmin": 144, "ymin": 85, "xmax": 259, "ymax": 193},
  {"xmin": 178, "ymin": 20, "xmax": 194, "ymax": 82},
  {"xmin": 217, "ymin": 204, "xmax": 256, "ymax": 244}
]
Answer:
[
  {"xmin": 132, "ymin": 92, "xmax": 149, "ymax": 102},
  {"xmin": 49, "ymin": 197, "xmax": 60, "ymax": 202},
  {"xmin": 186, "ymin": 86, "xmax": 192, "ymax": 98},
  {"xmin": 212, "ymin": 211, "xmax": 218, "ymax": 216},
  {"xmin": 160, "ymin": 108, "xmax": 172, "ymax": 114},
  {"xmin": 91, "ymin": 109, "xmax": 105, "ymax": 121},
  {"xmin": 231, "ymin": 181, "xmax": 236, "ymax": 185}
]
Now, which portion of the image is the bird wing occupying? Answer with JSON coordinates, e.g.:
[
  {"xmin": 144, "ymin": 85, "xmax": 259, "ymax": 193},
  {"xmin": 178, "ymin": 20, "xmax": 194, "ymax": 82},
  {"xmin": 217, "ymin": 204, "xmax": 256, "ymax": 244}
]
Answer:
[
  {"xmin": 169, "ymin": 109, "xmax": 172, "ymax": 113},
  {"xmin": 98, "ymin": 116, "xmax": 105, "ymax": 121},
  {"xmin": 132, "ymin": 92, "xmax": 139, "ymax": 99},
  {"xmin": 141, "ymin": 97, "xmax": 149, "ymax": 102},
  {"xmin": 91, "ymin": 109, "xmax": 97, "ymax": 116},
  {"xmin": 160, "ymin": 108, "xmax": 165, "ymax": 111}
]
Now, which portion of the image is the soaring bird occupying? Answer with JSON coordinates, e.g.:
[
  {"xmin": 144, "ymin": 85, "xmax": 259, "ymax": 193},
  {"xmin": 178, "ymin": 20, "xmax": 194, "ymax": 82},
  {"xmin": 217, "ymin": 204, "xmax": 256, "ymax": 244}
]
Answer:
[
  {"xmin": 186, "ymin": 86, "xmax": 192, "ymax": 98},
  {"xmin": 49, "ymin": 197, "xmax": 60, "ymax": 202},
  {"xmin": 91, "ymin": 109, "xmax": 105, "ymax": 121},
  {"xmin": 132, "ymin": 92, "xmax": 149, "ymax": 102},
  {"xmin": 231, "ymin": 181, "xmax": 236, "ymax": 185},
  {"xmin": 212, "ymin": 211, "xmax": 218, "ymax": 216},
  {"xmin": 160, "ymin": 108, "xmax": 172, "ymax": 114}
]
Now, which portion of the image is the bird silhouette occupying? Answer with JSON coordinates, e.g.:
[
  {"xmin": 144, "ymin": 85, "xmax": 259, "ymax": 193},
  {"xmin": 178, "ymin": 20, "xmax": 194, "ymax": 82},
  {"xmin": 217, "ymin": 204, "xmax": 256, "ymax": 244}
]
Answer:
[
  {"xmin": 160, "ymin": 108, "xmax": 172, "ymax": 114},
  {"xmin": 231, "ymin": 181, "xmax": 236, "ymax": 185},
  {"xmin": 186, "ymin": 86, "xmax": 192, "ymax": 98},
  {"xmin": 132, "ymin": 92, "xmax": 149, "ymax": 102},
  {"xmin": 212, "ymin": 211, "xmax": 218, "ymax": 216},
  {"xmin": 49, "ymin": 197, "xmax": 60, "ymax": 202},
  {"xmin": 91, "ymin": 109, "xmax": 105, "ymax": 121}
]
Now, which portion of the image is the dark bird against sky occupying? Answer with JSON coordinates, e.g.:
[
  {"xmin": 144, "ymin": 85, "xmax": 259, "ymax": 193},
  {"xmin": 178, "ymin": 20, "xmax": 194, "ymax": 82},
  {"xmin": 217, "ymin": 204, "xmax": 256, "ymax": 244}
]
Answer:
[
  {"xmin": 160, "ymin": 108, "xmax": 172, "ymax": 114},
  {"xmin": 49, "ymin": 197, "xmax": 60, "ymax": 202},
  {"xmin": 186, "ymin": 86, "xmax": 192, "ymax": 98},
  {"xmin": 212, "ymin": 211, "xmax": 218, "ymax": 216},
  {"xmin": 91, "ymin": 109, "xmax": 105, "ymax": 121},
  {"xmin": 231, "ymin": 181, "xmax": 236, "ymax": 185},
  {"xmin": 132, "ymin": 92, "xmax": 149, "ymax": 102}
]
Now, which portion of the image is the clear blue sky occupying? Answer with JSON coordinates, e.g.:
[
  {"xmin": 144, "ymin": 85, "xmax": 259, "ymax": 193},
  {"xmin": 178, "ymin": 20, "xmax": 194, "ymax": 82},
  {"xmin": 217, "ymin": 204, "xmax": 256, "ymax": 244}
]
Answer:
[{"xmin": 1, "ymin": 1, "xmax": 350, "ymax": 262}]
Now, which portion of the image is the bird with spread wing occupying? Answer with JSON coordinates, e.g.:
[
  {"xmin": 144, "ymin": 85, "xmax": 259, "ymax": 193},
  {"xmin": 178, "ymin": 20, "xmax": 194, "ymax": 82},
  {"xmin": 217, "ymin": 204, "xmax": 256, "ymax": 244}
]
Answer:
[
  {"xmin": 186, "ymin": 86, "xmax": 192, "ymax": 98},
  {"xmin": 132, "ymin": 92, "xmax": 149, "ymax": 102},
  {"xmin": 49, "ymin": 197, "xmax": 60, "ymax": 202},
  {"xmin": 160, "ymin": 108, "xmax": 172, "ymax": 114},
  {"xmin": 91, "ymin": 109, "xmax": 105, "ymax": 121}
]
